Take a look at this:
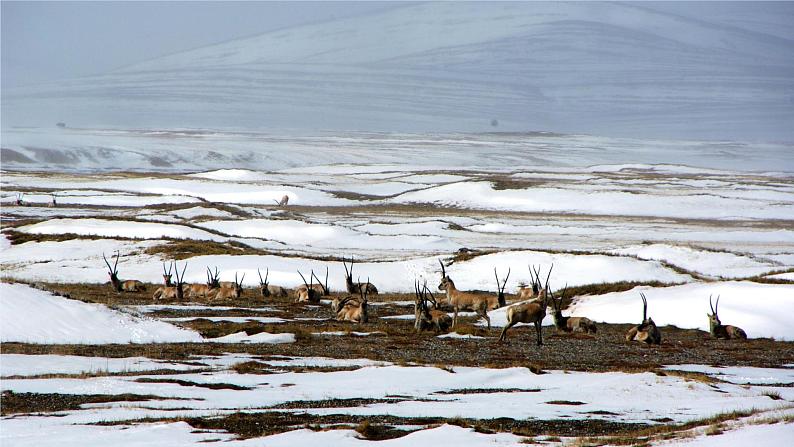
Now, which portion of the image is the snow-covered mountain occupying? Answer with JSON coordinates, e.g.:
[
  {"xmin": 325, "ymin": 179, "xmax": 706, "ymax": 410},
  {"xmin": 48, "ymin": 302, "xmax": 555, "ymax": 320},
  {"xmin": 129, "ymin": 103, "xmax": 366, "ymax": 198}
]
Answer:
[{"xmin": 3, "ymin": 2, "xmax": 794, "ymax": 140}]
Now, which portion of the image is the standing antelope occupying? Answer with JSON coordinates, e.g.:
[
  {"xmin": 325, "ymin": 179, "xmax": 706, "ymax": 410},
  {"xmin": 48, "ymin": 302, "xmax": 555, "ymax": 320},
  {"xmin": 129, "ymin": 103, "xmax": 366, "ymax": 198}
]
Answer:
[
  {"xmin": 494, "ymin": 267, "xmax": 510, "ymax": 307},
  {"xmin": 708, "ymin": 295, "xmax": 747, "ymax": 340},
  {"xmin": 335, "ymin": 277, "xmax": 369, "ymax": 323},
  {"xmin": 14, "ymin": 193, "xmax": 25, "ymax": 206},
  {"xmin": 257, "ymin": 268, "xmax": 289, "ymax": 298},
  {"xmin": 625, "ymin": 293, "xmax": 662, "ymax": 345},
  {"xmin": 498, "ymin": 267, "xmax": 554, "ymax": 345},
  {"xmin": 296, "ymin": 270, "xmax": 322, "ymax": 303},
  {"xmin": 550, "ymin": 284, "xmax": 597, "ymax": 334},
  {"xmin": 214, "ymin": 273, "xmax": 244, "ymax": 300},
  {"xmin": 437, "ymin": 259, "xmax": 492, "ymax": 329},
  {"xmin": 342, "ymin": 257, "xmax": 378, "ymax": 295},
  {"xmin": 49, "ymin": 194, "xmax": 57, "ymax": 208},
  {"xmin": 102, "ymin": 252, "xmax": 145, "ymax": 293},
  {"xmin": 275, "ymin": 195, "xmax": 289, "ymax": 206},
  {"xmin": 414, "ymin": 280, "xmax": 452, "ymax": 333}
]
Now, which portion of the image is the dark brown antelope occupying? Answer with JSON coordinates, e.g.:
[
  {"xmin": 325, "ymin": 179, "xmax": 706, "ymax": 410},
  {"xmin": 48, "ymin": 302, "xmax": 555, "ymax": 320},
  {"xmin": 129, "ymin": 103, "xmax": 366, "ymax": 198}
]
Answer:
[
  {"xmin": 214, "ymin": 273, "xmax": 244, "ymax": 300},
  {"xmin": 437, "ymin": 259, "xmax": 492, "ymax": 329},
  {"xmin": 296, "ymin": 270, "xmax": 322, "ymax": 303},
  {"xmin": 14, "ymin": 193, "xmax": 25, "ymax": 206},
  {"xmin": 414, "ymin": 280, "xmax": 452, "ymax": 333},
  {"xmin": 494, "ymin": 267, "xmax": 510, "ymax": 307},
  {"xmin": 550, "ymin": 284, "xmax": 597, "ymax": 334},
  {"xmin": 102, "ymin": 252, "xmax": 145, "ymax": 293},
  {"xmin": 625, "ymin": 293, "xmax": 662, "ymax": 345},
  {"xmin": 498, "ymin": 267, "xmax": 553, "ymax": 345},
  {"xmin": 173, "ymin": 262, "xmax": 187, "ymax": 301},
  {"xmin": 335, "ymin": 277, "xmax": 369, "ymax": 323},
  {"xmin": 708, "ymin": 295, "xmax": 747, "ymax": 340},
  {"xmin": 342, "ymin": 257, "xmax": 378, "ymax": 295}
]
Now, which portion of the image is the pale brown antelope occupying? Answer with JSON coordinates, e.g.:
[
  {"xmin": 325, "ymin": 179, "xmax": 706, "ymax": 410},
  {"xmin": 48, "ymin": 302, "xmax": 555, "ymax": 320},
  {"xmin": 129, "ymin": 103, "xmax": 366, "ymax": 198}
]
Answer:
[
  {"xmin": 342, "ymin": 257, "xmax": 378, "ymax": 295},
  {"xmin": 294, "ymin": 268, "xmax": 326, "ymax": 300},
  {"xmin": 498, "ymin": 268, "xmax": 554, "ymax": 345},
  {"xmin": 102, "ymin": 251, "xmax": 145, "ymax": 293},
  {"xmin": 186, "ymin": 266, "xmax": 219, "ymax": 300},
  {"xmin": 550, "ymin": 284, "xmax": 597, "ymax": 334},
  {"xmin": 625, "ymin": 293, "xmax": 662, "ymax": 345},
  {"xmin": 154, "ymin": 262, "xmax": 188, "ymax": 301},
  {"xmin": 494, "ymin": 267, "xmax": 510, "ymax": 307},
  {"xmin": 275, "ymin": 195, "xmax": 289, "ymax": 206},
  {"xmin": 152, "ymin": 262, "xmax": 175, "ymax": 300},
  {"xmin": 437, "ymin": 259, "xmax": 492, "ymax": 329},
  {"xmin": 414, "ymin": 280, "xmax": 452, "ymax": 333},
  {"xmin": 335, "ymin": 277, "xmax": 369, "ymax": 323},
  {"xmin": 516, "ymin": 265, "xmax": 542, "ymax": 301},
  {"xmin": 295, "ymin": 270, "xmax": 322, "ymax": 303},
  {"xmin": 48, "ymin": 194, "xmax": 57, "ymax": 208},
  {"xmin": 708, "ymin": 295, "xmax": 747, "ymax": 340},
  {"xmin": 257, "ymin": 268, "xmax": 289, "ymax": 298},
  {"xmin": 213, "ymin": 272, "xmax": 245, "ymax": 300}
]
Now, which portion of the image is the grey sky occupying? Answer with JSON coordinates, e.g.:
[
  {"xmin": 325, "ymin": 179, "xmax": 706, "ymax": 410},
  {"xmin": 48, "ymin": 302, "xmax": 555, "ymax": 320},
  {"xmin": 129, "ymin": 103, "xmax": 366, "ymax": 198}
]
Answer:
[{"xmin": 1, "ymin": 1, "xmax": 401, "ymax": 89}]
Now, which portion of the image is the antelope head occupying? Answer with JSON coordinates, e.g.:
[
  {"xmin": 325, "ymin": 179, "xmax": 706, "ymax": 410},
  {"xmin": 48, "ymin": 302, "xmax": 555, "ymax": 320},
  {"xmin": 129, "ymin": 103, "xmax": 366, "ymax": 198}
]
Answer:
[
  {"xmin": 162, "ymin": 262, "xmax": 174, "ymax": 287},
  {"xmin": 437, "ymin": 259, "xmax": 452, "ymax": 291},
  {"xmin": 708, "ymin": 294, "xmax": 722, "ymax": 329}
]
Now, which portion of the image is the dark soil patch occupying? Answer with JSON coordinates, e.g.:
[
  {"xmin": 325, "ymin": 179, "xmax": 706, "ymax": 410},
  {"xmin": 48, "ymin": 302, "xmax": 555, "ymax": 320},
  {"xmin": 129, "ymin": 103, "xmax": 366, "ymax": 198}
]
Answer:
[{"xmin": 0, "ymin": 391, "xmax": 177, "ymax": 415}]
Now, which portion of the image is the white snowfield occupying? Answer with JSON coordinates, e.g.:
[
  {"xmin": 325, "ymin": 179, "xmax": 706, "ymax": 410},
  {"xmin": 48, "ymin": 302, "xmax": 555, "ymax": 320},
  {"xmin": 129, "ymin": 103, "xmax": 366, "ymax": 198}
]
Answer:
[
  {"xmin": 16, "ymin": 218, "xmax": 227, "ymax": 241},
  {"xmin": 0, "ymin": 283, "xmax": 293, "ymax": 345},
  {"xmin": 567, "ymin": 282, "xmax": 794, "ymax": 340}
]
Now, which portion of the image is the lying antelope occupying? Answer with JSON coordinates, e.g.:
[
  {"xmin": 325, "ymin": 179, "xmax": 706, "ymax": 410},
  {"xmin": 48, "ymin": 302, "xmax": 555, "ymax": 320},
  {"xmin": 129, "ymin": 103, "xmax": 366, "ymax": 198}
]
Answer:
[
  {"xmin": 335, "ymin": 277, "xmax": 370, "ymax": 323},
  {"xmin": 186, "ymin": 266, "xmax": 220, "ymax": 300},
  {"xmin": 154, "ymin": 262, "xmax": 187, "ymax": 301},
  {"xmin": 295, "ymin": 270, "xmax": 322, "ymax": 303},
  {"xmin": 625, "ymin": 293, "xmax": 662, "ymax": 345},
  {"xmin": 103, "ymin": 251, "xmax": 145, "ymax": 293},
  {"xmin": 550, "ymin": 284, "xmax": 597, "ymax": 334},
  {"xmin": 342, "ymin": 257, "xmax": 378, "ymax": 295},
  {"xmin": 498, "ymin": 268, "xmax": 554, "ymax": 345},
  {"xmin": 516, "ymin": 265, "xmax": 541, "ymax": 301},
  {"xmin": 437, "ymin": 259, "xmax": 492, "ymax": 329},
  {"xmin": 414, "ymin": 280, "xmax": 452, "ymax": 333},
  {"xmin": 708, "ymin": 295, "xmax": 747, "ymax": 340},
  {"xmin": 214, "ymin": 273, "xmax": 245, "ymax": 300},
  {"xmin": 152, "ymin": 262, "xmax": 175, "ymax": 300},
  {"xmin": 312, "ymin": 267, "xmax": 330, "ymax": 296},
  {"xmin": 257, "ymin": 268, "xmax": 289, "ymax": 298}
]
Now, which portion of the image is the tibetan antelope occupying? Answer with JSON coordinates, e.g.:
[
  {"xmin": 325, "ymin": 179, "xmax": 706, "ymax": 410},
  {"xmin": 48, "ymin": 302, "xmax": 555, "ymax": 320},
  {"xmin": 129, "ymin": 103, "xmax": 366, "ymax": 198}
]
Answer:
[
  {"xmin": 516, "ymin": 265, "xmax": 542, "ymax": 301},
  {"xmin": 275, "ymin": 195, "xmax": 289, "ymax": 206},
  {"xmin": 154, "ymin": 262, "xmax": 187, "ymax": 300},
  {"xmin": 498, "ymin": 268, "xmax": 553, "ymax": 345},
  {"xmin": 414, "ymin": 280, "xmax": 452, "ymax": 333},
  {"xmin": 625, "ymin": 293, "xmax": 662, "ymax": 345},
  {"xmin": 102, "ymin": 251, "xmax": 145, "ymax": 293},
  {"xmin": 14, "ymin": 193, "xmax": 25, "ymax": 206},
  {"xmin": 335, "ymin": 277, "xmax": 370, "ymax": 323},
  {"xmin": 295, "ymin": 270, "xmax": 322, "ymax": 303},
  {"xmin": 342, "ymin": 257, "xmax": 378, "ymax": 295},
  {"xmin": 48, "ymin": 194, "xmax": 57, "ymax": 208},
  {"xmin": 257, "ymin": 268, "xmax": 289, "ymax": 298},
  {"xmin": 152, "ymin": 262, "xmax": 175, "ymax": 300},
  {"xmin": 214, "ymin": 273, "xmax": 244, "ymax": 300},
  {"xmin": 550, "ymin": 284, "xmax": 597, "ymax": 334},
  {"xmin": 186, "ymin": 267, "xmax": 219, "ymax": 300},
  {"xmin": 494, "ymin": 267, "xmax": 510, "ymax": 307},
  {"xmin": 708, "ymin": 295, "xmax": 747, "ymax": 340},
  {"xmin": 437, "ymin": 259, "xmax": 492, "ymax": 329}
]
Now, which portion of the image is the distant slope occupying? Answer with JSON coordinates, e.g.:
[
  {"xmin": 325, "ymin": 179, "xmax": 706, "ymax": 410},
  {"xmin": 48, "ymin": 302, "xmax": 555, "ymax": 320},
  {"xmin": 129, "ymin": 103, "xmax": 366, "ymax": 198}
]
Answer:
[{"xmin": 3, "ymin": 2, "xmax": 793, "ymax": 140}]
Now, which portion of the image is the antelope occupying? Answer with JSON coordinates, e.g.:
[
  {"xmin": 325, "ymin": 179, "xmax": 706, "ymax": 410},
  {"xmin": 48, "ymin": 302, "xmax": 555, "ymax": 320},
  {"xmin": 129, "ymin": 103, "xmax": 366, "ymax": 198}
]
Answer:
[
  {"xmin": 14, "ymin": 193, "xmax": 25, "ymax": 206},
  {"xmin": 186, "ymin": 267, "xmax": 219, "ymax": 300},
  {"xmin": 296, "ymin": 270, "xmax": 322, "ymax": 303},
  {"xmin": 498, "ymin": 268, "xmax": 554, "ymax": 344},
  {"xmin": 275, "ymin": 195, "xmax": 289, "ymax": 206},
  {"xmin": 437, "ymin": 259, "xmax": 491, "ymax": 329},
  {"xmin": 294, "ymin": 268, "xmax": 326, "ymax": 299},
  {"xmin": 516, "ymin": 265, "xmax": 542, "ymax": 301},
  {"xmin": 152, "ymin": 262, "xmax": 174, "ymax": 300},
  {"xmin": 335, "ymin": 277, "xmax": 369, "ymax": 323},
  {"xmin": 102, "ymin": 251, "xmax": 145, "ymax": 293},
  {"xmin": 48, "ymin": 194, "xmax": 57, "ymax": 208},
  {"xmin": 414, "ymin": 280, "xmax": 452, "ymax": 333},
  {"xmin": 154, "ymin": 262, "xmax": 187, "ymax": 301},
  {"xmin": 625, "ymin": 293, "xmax": 662, "ymax": 345},
  {"xmin": 311, "ymin": 266, "xmax": 330, "ymax": 296},
  {"xmin": 550, "ymin": 284, "xmax": 597, "ymax": 334},
  {"xmin": 494, "ymin": 267, "xmax": 510, "ymax": 307},
  {"xmin": 342, "ymin": 257, "xmax": 378, "ymax": 295},
  {"xmin": 257, "ymin": 268, "xmax": 289, "ymax": 298},
  {"xmin": 708, "ymin": 295, "xmax": 747, "ymax": 340},
  {"xmin": 213, "ymin": 273, "xmax": 245, "ymax": 300}
]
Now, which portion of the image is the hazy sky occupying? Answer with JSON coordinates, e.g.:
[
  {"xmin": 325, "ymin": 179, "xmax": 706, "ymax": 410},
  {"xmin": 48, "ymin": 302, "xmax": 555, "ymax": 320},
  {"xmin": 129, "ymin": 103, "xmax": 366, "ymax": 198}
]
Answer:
[{"xmin": 1, "ymin": 1, "xmax": 401, "ymax": 89}]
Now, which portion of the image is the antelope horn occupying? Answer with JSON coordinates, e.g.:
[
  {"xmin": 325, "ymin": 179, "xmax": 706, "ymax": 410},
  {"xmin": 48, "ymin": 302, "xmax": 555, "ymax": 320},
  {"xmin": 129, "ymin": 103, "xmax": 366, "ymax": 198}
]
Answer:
[
  {"xmin": 715, "ymin": 295, "xmax": 720, "ymax": 316},
  {"xmin": 103, "ymin": 253, "xmax": 113, "ymax": 273},
  {"xmin": 258, "ymin": 268, "xmax": 264, "ymax": 285},
  {"xmin": 709, "ymin": 294, "xmax": 714, "ymax": 314},
  {"xmin": 640, "ymin": 292, "xmax": 648, "ymax": 321},
  {"xmin": 113, "ymin": 251, "xmax": 120, "ymax": 273},
  {"xmin": 544, "ymin": 264, "xmax": 554, "ymax": 292},
  {"xmin": 297, "ymin": 270, "xmax": 310, "ymax": 287},
  {"xmin": 439, "ymin": 259, "xmax": 446, "ymax": 277},
  {"xmin": 239, "ymin": 273, "xmax": 245, "ymax": 287},
  {"xmin": 503, "ymin": 268, "xmax": 511, "ymax": 290}
]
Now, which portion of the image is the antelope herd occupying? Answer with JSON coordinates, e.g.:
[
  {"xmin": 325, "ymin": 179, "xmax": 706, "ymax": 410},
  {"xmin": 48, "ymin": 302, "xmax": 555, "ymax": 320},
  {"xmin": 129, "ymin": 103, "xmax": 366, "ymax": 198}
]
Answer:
[{"xmin": 100, "ymin": 253, "xmax": 750, "ymax": 343}]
